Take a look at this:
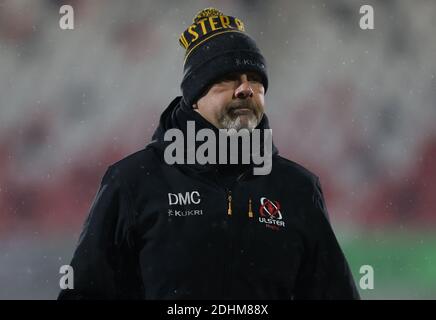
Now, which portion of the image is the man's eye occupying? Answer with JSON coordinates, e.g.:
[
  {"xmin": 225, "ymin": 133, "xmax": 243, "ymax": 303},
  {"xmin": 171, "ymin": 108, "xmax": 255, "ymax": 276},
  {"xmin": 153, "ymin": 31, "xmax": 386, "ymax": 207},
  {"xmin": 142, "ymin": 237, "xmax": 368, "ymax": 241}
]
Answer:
[{"xmin": 217, "ymin": 74, "xmax": 261, "ymax": 83}]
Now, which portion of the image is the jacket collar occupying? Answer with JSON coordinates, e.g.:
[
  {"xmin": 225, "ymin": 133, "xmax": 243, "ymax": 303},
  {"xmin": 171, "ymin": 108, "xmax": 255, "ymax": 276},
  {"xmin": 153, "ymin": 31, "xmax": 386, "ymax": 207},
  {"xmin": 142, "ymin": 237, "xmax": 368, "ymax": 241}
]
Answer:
[{"xmin": 150, "ymin": 96, "xmax": 279, "ymax": 177}]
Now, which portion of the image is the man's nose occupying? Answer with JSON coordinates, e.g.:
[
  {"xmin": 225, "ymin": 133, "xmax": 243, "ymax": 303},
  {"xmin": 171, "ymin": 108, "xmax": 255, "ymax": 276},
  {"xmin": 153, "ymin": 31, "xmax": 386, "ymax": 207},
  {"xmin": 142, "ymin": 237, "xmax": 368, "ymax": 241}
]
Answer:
[{"xmin": 234, "ymin": 75, "xmax": 254, "ymax": 99}]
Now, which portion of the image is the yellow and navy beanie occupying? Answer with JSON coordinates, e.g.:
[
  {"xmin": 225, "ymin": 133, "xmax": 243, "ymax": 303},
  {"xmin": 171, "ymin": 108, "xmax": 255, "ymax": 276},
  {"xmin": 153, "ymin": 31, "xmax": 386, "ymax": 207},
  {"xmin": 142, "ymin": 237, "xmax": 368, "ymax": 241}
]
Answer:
[{"xmin": 179, "ymin": 8, "xmax": 269, "ymax": 108}]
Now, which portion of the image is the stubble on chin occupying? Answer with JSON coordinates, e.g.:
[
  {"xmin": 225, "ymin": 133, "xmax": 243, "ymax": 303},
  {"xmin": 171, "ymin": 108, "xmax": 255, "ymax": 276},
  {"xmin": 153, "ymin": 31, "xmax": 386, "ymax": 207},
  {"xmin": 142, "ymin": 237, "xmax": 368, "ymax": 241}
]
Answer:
[{"xmin": 218, "ymin": 101, "xmax": 262, "ymax": 131}]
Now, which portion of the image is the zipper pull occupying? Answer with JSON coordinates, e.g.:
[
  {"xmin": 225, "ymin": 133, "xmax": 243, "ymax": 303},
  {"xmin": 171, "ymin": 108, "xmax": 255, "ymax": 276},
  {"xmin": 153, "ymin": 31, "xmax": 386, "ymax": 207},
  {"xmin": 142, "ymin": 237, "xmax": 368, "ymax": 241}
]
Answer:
[
  {"xmin": 248, "ymin": 197, "xmax": 253, "ymax": 218},
  {"xmin": 227, "ymin": 191, "xmax": 232, "ymax": 216}
]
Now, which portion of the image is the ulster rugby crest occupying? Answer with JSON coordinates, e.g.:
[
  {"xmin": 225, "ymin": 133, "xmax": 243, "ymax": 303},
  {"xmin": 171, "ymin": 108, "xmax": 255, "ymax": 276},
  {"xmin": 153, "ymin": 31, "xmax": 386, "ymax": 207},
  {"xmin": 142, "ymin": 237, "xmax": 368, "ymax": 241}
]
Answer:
[{"xmin": 258, "ymin": 197, "xmax": 285, "ymax": 230}]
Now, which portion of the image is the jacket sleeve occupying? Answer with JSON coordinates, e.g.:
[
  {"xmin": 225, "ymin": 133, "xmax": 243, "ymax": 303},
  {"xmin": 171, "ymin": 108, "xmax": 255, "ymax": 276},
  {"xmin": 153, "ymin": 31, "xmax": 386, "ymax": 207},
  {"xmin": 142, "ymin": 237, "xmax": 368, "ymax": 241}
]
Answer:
[
  {"xmin": 294, "ymin": 177, "xmax": 360, "ymax": 300},
  {"xmin": 57, "ymin": 166, "xmax": 144, "ymax": 299}
]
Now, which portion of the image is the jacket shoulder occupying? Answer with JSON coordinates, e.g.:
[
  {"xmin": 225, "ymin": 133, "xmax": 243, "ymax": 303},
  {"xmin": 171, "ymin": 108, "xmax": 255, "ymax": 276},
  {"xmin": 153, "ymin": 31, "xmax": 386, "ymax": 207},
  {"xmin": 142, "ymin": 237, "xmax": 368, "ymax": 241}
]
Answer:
[
  {"xmin": 273, "ymin": 155, "xmax": 319, "ymax": 186},
  {"xmin": 106, "ymin": 143, "xmax": 160, "ymax": 181}
]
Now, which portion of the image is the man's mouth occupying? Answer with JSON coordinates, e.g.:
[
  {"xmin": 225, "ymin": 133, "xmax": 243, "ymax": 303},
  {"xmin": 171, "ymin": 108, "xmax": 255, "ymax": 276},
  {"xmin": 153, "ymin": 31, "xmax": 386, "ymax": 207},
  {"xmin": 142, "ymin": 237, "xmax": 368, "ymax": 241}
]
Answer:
[{"xmin": 231, "ymin": 107, "xmax": 253, "ymax": 115}]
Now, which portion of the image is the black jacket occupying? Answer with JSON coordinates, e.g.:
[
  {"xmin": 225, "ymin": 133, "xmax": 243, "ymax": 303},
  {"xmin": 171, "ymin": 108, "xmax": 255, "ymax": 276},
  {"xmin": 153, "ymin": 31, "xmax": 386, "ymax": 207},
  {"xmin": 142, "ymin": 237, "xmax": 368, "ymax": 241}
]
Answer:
[{"xmin": 58, "ymin": 96, "xmax": 360, "ymax": 300}]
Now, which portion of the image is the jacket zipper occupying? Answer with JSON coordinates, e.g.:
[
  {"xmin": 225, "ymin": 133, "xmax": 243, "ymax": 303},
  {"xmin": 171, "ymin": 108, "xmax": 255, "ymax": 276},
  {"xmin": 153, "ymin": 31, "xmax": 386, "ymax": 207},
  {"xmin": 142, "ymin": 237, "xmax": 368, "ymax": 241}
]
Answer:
[
  {"xmin": 227, "ymin": 191, "xmax": 233, "ymax": 216},
  {"xmin": 225, "ymin": 188, "xmax": 235, "ymax": 297},
  {"xmin": 227, "ymin": 189, "xmax": 253, "ymax": 218},
  {"xmin": 222, "ymin": 168, "xmax": 252, "ymax": 297}
]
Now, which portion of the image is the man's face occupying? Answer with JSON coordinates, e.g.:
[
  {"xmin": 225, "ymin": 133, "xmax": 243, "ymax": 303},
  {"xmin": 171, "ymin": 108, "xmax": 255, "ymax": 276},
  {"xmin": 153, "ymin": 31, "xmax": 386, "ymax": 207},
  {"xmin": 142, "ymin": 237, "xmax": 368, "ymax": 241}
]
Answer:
[{"xmin": 193, "ymin": 71, "xmax": 265, "ymax": 131}]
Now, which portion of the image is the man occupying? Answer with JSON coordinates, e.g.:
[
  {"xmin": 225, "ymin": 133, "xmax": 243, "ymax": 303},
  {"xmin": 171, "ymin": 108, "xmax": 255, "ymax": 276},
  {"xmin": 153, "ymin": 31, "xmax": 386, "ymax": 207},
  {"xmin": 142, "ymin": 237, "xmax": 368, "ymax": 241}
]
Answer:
[{"xmin": 58, "ymin": 8, "xmax": 360, "ymax": 300}]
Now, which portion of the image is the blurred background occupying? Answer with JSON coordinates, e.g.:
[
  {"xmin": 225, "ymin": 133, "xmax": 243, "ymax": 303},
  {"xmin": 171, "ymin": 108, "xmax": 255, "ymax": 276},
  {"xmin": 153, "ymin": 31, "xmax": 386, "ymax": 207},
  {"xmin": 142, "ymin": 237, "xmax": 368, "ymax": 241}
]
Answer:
[{"xmin": 1, "ymin": 0, "xmax": 435, "ymax": 299}]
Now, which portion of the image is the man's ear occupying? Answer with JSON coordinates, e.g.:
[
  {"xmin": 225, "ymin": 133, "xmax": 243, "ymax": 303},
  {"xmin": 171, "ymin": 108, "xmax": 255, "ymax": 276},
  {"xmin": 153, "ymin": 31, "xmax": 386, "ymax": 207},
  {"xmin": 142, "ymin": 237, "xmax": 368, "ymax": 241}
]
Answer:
[{"xmin": 193, "ymin": 103, "xmax": 198, "ymax": 109}]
